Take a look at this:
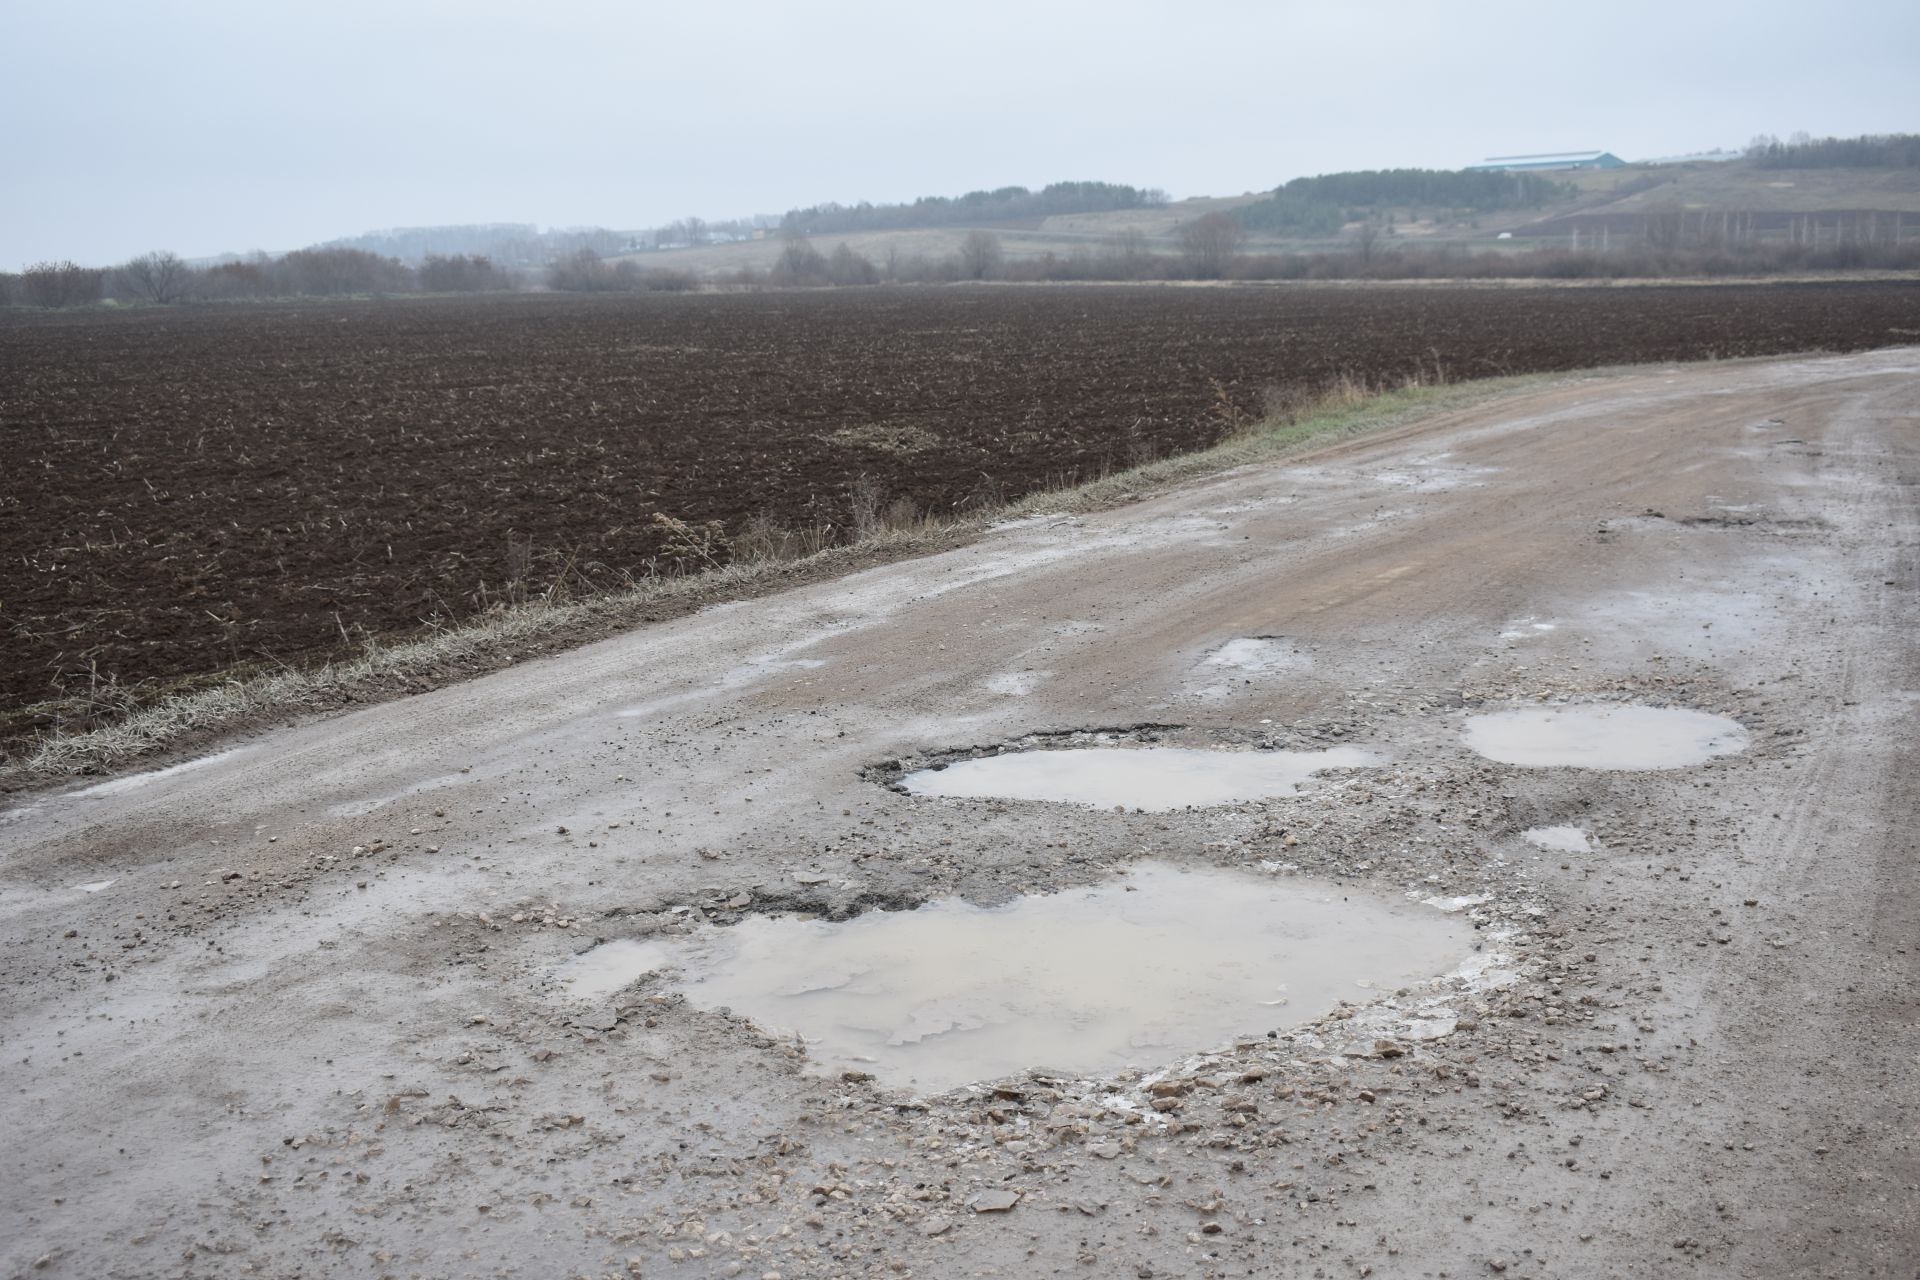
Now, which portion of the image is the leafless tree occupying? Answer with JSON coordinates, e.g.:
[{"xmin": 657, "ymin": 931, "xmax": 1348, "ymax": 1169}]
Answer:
[
  {"xmin": 1352, "ymin": 222, "xmax": 1381, "ymax": 264},
  {"xmin": 1645, "ymin": 204, "xmax": 1685, "ymax": 251},
  {"xmin": 120, "ymin": 251, "xmax": 195, "ymax": 303},
  {"xmin": 1104, "ymin": 228, "xmax": 1154, "ymax": 278},
  {"xmin": 958, "ymin": 229, "xmax": 1003, "ymax": 280},
  {"xmin": 1179, "ymin": 214, "xmax": 1245, "ymax": 278},
  {"xmin": 770, "ymin": 232, "xmax": 829, "ymax": 287}
]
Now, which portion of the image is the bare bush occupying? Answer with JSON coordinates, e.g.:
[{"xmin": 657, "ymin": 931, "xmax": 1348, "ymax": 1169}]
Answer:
[
  {"xmin": 1179, "ymin": 214, "xmax": 1245, "ymax": 278},
  {"xmin": 732, "ymin": 513, "xmax": 833, "ymax": 562},
  {"xmin": 640, "ymin": 266, "xmax": 700, "ymax": 292},
  {"xmin": 881, "ymin": 495, "xmax": 920, "ymax": 531},
  {"xmin": 199, "ymin": 260, "xmax": 273, "ymax": 300},
  {"xmin": 768, "ymin": 235, "xmax": 830, "ymax": 288},
  {"xmin": 275, "ymin": 247, "xmax": 412, "ymax": 295},
  {"xmin": 419, "ymin": 253, "xmax": 514, "ymax": 293},
  {"xmin": 649, "ymin": 512, "xmax": 730, "ymax": 573},
  {"xmin": 545, "ymin": 250, "xmax": 694, "ymax": 294},
  {"xmin": 20, "ymin": 260, "xmax": 106, "ymax": 308},
  {"xmin": 827, "ymin": 243, "xmax": 879, "ymax": 286},
  {"xmin": 848, "ymin": 473, "xmax": 886, "ymax": 541}
]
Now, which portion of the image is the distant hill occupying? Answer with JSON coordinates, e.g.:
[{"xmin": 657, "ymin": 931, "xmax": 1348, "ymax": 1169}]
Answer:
[
  {"xmin": 293, "ymin": 137, "xmax": 1920, "ymax": 280},
  {"xmin": 315, "ymin": 224, "xmax": 639, "ymax": 266},
  {"xmin": 607, "ymin": 195, "xmax": 1261, "ymax": 275},
  {"xmin": 1517, "ymin": 156, "xmax": 1920, "ymax": 240}
]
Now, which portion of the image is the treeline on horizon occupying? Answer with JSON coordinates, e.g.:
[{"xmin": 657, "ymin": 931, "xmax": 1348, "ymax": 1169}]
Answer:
[
  {"xmin": 1746, "ymin": 132, "xmax": 1920, "ymax": 169},
  {"xmin": 0, "ymin": 248, "xmax": 519, "ymax": 308},
  {"xmin": 312, "ymin": 223, "xmax": 634, "ymax": 266},
  {"xmin": 8, "ymin": 223, "xmax": 1918, "ymax": 310},
  {"xmin": 779, "ymin": 182, "xmax": 1168, "ymax": 236},
  {"xmin": 714, "ymin": 217, "xmax": 1920, "ymax": 288},
  {"xmin": 1234, "ymin": 169, "xmax": 1574, "ymax": 234}
]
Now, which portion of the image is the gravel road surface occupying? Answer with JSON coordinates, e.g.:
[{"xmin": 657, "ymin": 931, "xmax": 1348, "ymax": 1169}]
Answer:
[{"xmin": 4, "ymin": 349, "xmax": 1916, "ymax": 1279}]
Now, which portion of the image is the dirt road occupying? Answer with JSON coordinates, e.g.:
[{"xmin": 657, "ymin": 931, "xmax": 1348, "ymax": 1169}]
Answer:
[{"xmin": 3, "ymin": 349, "xmax": 1915, "ymax": 1279}]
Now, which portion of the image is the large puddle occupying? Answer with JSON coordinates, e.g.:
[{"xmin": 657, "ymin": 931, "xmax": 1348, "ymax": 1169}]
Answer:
[
  {"xmin": 556, "ymin": 862, "xmax": 1469, "ymax": 1092},
  {"xmin": 1462, "ymin": 705, "xmax": 1748, "ymax": 770},
  {"xmin": 899, "ymin": 745, "xmax": 1376, "ymax": 811}
]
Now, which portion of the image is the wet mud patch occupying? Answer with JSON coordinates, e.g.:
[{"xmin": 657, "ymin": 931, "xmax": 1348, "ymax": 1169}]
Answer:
[
  {"xmin": 557, "ymin": 862, "xmax": 1470, "ymax": 1093},
  {"xmin": 1673, "ymin": 512, "xmax": 1832, "ymax": 535}
]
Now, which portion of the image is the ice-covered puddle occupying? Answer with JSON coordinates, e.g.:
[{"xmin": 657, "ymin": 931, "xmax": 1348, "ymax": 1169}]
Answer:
[
  {"xmin": 900, "ymin": 745, "xmax": 1376, "ymax": 811},
  {"xmin": 1462, "ymin": 705, "xmax": 1748, "ymax": 770},
  {"xmin": 69, "ymin": 748, "xmax": 245, "ymax": 798},
  {"xmin": 556, "ymin": 863, "xmax": 1470, "ymax": 1093},
  {"xmin": 1522, "ymin": 825, "xmax": 1592, "ymax": 854},
  {"xmin": 1187, "ymin": 637, "xmax": 1310, "ymax": 700}
]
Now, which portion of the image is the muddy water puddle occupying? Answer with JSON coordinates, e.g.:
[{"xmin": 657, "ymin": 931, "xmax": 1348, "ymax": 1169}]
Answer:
[
  {"xmin": 900, "ymin": 745, "xmax": 1376, "ymax": 811},
  {"xmin": 1463, "ymin": 705, "xmax": 1748, "ymax": 769},
  {"xmin": 557, "ymin": 863, "xmax": 1469, "ymax": 1093}
]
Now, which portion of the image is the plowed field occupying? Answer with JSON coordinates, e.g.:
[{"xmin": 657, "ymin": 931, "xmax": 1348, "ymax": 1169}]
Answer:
[{"xmin": 3, "ymin": 282, "xmax": 1915, "ymax": 730}]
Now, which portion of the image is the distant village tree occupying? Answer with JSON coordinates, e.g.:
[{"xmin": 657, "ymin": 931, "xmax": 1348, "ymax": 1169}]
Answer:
[{"xmin": 1179, "ymin": 214, "xmax": 1244, "ymax": 278}]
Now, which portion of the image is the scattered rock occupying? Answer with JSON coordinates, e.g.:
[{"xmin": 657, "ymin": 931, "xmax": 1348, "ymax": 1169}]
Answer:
[{"xmin": 970, "ymin": 1189, "xmax": 1022, "ymax": 1213}]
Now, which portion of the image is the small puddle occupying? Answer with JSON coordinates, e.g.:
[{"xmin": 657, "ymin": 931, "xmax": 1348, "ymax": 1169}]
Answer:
[
  {"xmin": 556, "ymin": 863, "xmax": 1470, "ymax": 1092},
  {"xmin": 899, "ymin": 746, "xmax": 1376, "ymax": 811},
  {"xmin": 1462, "ymin": 705, "xmax": 1747, "ymax": 770},
  {"xmin": 1522, "ymin": 826, "xmax": 1592, "ymax": 854}
]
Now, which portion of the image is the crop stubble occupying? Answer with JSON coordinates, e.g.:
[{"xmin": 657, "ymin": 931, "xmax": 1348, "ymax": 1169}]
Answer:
[{"xmin": 2, "ymin": 282, "xmax": 1915, "ymax": 733}]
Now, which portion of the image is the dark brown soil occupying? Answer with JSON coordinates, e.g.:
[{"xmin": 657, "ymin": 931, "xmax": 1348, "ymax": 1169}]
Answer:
[{"xmin": 3, "ymin": 282, "xmax": 1915, "ymax": 737}]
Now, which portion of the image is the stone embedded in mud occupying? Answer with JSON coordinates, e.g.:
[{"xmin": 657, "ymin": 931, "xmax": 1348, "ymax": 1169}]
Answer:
[
  {"xmin": 559, "ymin": 862, "xmax": 1470, "ymax": 1092},
  {"xmin": 1462, "ymin": 705, "xmax": 1748, "ymax": 770},
  {"xmin": 970, "ymin": 1189, "xmax": 1022, "ymax": 1212},
  {"xmin": 899, "ymin": 745, "xmax": 1378, "ymax": 811}
]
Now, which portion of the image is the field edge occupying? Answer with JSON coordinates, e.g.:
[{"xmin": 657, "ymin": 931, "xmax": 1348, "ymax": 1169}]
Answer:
[{"xmin": 0, "ymin": 358, "xmax": 1753, "ymax": 791}]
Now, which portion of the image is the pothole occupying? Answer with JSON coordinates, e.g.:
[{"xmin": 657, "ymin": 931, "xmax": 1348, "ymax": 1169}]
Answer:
[
  {"xmin": 896, "ymin": 744, "xmax": 1376, "ymax": 811},
  {"xmin": 1462, "ymin": 705, "xmax": 1748, "ymax": 770},
  {"xmin": 556, "ymin": 862, "xmax": 1471, "ymax": 1093}
]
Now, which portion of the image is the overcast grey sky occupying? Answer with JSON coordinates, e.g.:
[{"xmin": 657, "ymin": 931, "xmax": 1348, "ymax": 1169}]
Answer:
[{"xmin": 5, "ymin": 0, "xmax": 1916, "ymax": 267}]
